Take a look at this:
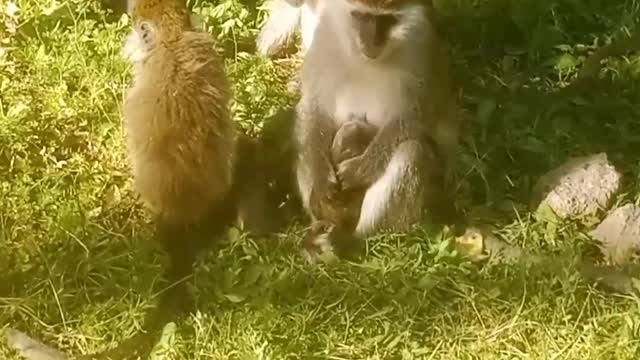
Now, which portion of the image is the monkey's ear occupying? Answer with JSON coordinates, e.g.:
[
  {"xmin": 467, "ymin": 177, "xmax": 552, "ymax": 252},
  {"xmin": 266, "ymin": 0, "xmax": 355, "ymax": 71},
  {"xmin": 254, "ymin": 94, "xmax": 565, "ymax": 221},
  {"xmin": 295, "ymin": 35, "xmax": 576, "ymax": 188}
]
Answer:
[{"xmin": 137, "ymin": 21, "xmax": 156, "ymax": 44}]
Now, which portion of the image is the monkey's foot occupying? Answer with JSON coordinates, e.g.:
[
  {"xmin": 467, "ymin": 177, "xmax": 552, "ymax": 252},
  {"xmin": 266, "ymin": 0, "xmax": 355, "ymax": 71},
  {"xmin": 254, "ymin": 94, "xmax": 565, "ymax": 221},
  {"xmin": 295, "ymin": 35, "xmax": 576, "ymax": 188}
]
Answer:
[
  {"xmin": 302, "ymin": 222, "xmax": 364, "ymax": 264},
  {"xmin": 302, "ymin": 222, "xmax": 338, "ymax": 264}
]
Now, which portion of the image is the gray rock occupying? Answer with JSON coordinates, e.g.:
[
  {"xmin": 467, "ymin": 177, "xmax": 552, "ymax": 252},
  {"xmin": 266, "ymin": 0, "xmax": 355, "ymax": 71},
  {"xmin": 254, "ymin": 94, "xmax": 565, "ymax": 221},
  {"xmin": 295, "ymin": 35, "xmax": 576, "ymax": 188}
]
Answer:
[
  {"xmin": 4, "ymin": 328, "xmax": 67, "ymax": 360},
  {"xmin": 591, "ymin": 204, "xmax": 640, "ymax": 265},
  {"xmin": 532, "ymin": 153, "xmax": 621, "ymax": 218}
]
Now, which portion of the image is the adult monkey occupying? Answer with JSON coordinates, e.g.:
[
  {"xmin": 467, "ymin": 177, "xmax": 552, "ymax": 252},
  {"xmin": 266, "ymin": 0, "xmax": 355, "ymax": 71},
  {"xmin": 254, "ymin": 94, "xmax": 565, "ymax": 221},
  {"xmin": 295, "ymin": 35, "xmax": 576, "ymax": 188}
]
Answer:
[{"xmin": 295, "ymin": 0, "xmax": 464, "ymax": 259}]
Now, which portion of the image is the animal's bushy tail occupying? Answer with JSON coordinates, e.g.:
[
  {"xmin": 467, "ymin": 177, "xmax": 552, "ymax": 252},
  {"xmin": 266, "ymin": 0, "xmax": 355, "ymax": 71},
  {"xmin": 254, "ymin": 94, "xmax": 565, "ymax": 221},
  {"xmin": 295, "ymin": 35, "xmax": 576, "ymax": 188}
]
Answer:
[
  {"xmin": 256, "ymin": 0, "xmax": 302, "ymax": 57},
  {"xmin": 4, "ymin": 195, "xmax": 237, "ymax": 360}
]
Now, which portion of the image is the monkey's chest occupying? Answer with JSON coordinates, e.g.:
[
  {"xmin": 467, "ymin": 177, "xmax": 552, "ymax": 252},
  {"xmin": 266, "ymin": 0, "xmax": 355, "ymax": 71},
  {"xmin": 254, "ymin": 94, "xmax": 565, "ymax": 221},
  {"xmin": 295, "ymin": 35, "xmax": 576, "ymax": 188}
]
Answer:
[{"xmin": 332, "ymin": 80, "xmax": 404, "ymax": 128}]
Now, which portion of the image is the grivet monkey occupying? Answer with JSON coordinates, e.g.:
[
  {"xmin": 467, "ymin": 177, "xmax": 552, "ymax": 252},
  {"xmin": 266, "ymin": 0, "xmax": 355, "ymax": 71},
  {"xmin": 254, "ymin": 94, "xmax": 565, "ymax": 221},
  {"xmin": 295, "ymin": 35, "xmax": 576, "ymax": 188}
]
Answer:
[
  {"xmin": 256, "ymin": 0, "xmax": 323, "ymax": 58},
  {"xmin": 295, "ymin": 0, "xmax": 464, "ymax": 260},
  {"xmin": 5, "ymin": 0, "xmax": 242, "ymax": 359}
]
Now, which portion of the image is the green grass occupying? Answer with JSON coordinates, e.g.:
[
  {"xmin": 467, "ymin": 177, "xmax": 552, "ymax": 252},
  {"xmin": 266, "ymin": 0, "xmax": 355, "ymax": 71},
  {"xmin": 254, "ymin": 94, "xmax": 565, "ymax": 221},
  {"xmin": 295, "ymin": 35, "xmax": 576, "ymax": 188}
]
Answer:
[{"xmin": 2, "ymin": 0, "xmax": 640, "ymax": 358}]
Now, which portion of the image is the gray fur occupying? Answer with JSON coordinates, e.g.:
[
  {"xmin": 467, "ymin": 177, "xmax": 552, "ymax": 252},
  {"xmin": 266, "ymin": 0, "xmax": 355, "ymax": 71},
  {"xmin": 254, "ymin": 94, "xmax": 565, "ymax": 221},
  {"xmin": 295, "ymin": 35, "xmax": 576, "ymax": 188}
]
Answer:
[
  {"xmin": 256, "ymin": 0, "xmax": 303, "ymax": 57},
  {"xmin": 256, "ymin": 0, "xmax": 322, "ymax": 58},
  {"xmin": 295, "ymin": 0, "xmax": 462, "ymax": 253}
]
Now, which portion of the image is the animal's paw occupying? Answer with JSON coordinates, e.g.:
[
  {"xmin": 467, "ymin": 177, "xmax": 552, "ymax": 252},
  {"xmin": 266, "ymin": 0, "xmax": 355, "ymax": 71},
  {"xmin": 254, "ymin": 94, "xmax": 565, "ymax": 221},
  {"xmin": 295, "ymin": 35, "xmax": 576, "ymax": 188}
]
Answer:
[
  {"xmin": 336, "ymin": 155, "xmax": 364, "ymax": 191},
  {"xmin": 302, "ymin": 221, "xmax": 339, "ymax": 264},
  {"xmin": 327, "ymin": 170, "xmax": 344, "ymax": 201},
  {"xmin": 302, "ymin": 221, "xmax": 366, "ymax": 264}
]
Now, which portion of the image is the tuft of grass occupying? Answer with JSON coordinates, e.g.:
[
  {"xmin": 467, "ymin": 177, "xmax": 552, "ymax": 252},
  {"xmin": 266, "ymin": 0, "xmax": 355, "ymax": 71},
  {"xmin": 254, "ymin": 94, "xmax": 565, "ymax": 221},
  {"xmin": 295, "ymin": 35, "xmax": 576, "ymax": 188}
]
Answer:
[{"xmin": 1, "ymin": 0, "xmax": 640, "ymax": 359}]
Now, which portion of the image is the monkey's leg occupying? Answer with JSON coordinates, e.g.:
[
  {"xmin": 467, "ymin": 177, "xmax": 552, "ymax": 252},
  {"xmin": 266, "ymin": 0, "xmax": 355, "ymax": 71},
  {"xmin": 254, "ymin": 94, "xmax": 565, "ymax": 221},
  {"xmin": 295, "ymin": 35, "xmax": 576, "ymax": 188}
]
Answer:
[
  {"xmin": 294, "ymin": 107, "xmax": 336, "ymax": 216},
  {"xmin": 354, "ymin": 140, "xmax": 437, "ymax": 237},
  {"xmin": 295, "ymin": 155, "xmax": 314, "ymax": 214}
]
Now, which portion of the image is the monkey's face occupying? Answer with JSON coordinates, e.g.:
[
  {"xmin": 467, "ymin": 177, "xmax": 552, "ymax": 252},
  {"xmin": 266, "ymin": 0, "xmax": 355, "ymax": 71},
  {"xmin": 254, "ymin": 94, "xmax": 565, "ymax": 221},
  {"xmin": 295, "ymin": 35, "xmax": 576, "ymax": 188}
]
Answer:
[
  {"xmin": 341, "ymin": 1, "xmax": 427, "ymax": 62},
  {"xmin": 348, "ymin": 10, "xmax": 397, "ymax": 60}
]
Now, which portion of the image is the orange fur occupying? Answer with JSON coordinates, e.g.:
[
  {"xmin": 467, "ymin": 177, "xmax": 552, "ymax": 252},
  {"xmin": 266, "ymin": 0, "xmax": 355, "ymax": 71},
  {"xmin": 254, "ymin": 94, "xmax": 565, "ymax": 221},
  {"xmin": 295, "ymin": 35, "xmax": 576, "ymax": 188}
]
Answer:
[
  {"xmin": 1, "ymin": 3, "xmax": 241, "ymax": 359},
  {"xmin": 124, "ymin": 0, "xmax": 235, "ymax": 225},
  {"xmin": 132, "ymin": 0, "xmax": 191, "ymax": 34}
]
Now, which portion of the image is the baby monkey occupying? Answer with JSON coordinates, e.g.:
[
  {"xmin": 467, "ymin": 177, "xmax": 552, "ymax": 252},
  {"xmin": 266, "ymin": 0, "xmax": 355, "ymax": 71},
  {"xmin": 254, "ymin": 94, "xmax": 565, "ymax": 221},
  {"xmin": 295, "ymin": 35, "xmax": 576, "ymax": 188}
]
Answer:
[{"xmin": 305, "ymin": 116, "xmax": 377, "ymax": 259}]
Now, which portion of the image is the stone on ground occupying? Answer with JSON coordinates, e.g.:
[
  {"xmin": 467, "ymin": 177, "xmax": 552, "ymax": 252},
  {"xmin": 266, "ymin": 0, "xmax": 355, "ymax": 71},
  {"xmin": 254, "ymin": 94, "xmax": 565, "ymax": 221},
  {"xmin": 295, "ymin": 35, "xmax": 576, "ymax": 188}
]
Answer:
[
  {"xmin": 532, "ymin": 153, "xmax": 621, "ymax": 219},
  {"xmin": 591, "ymin": 204, "xmax": 640, "ymax": 265}
]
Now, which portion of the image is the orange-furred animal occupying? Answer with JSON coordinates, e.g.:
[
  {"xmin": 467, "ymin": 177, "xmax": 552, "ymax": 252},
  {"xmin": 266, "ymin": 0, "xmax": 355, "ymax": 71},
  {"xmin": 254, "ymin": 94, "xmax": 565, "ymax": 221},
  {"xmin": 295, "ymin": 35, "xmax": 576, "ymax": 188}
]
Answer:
[
  {"xmin": 123, "ymin": 1, "xmax": 235, "ymax": 227},
  {"xmin": 5, "ymin": 0, "xmax": 240, "ymax": 359}
]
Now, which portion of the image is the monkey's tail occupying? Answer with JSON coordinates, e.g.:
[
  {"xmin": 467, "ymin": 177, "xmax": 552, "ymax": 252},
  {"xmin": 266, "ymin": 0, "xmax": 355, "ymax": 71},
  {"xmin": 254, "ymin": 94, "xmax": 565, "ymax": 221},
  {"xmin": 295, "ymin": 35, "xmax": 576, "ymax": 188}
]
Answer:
[
  {"xmin": 256, "ymin": 0, "xmax": 302, "ymax": 58},
  {"xmin": 5, "ymin": 193, "xmax": 238, "ymax": 360},
  {"xmin": 3, "ymin": 278, "xmax": 185, "ymax": 360},
  {"xmin": 96, "ymin": 193, "xmax": 239, "ymax": 359}
]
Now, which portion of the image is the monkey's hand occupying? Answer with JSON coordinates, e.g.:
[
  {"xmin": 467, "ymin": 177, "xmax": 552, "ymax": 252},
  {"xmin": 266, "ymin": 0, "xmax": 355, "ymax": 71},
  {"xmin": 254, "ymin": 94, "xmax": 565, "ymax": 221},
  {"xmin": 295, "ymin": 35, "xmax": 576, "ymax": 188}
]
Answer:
[
  {"xmin": 335, "ymin": 155, "xmax": 368, "ymax": 191},
  {"xmin": 326, "ymin": 165, "xmax": 345, "ymax": 200}
]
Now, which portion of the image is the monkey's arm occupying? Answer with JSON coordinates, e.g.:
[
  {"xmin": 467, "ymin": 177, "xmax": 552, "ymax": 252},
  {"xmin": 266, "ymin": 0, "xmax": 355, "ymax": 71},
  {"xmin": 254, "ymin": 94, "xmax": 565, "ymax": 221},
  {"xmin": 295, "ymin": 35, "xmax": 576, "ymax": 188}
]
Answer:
[
  {"xmin": 300, "ymin": 106, "xmax": 337, "ymax": 196},
  {"xmin": 336, "ymin": 116, "xmax": 422, "ymax": 191}
]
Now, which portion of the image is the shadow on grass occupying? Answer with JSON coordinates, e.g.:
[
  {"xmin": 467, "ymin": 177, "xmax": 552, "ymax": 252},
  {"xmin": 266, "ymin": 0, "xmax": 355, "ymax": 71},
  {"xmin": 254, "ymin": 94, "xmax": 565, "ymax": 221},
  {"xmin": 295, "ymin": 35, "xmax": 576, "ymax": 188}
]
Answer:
[
  {"xmin": 0, "ymin": 221, "xmax": 608, "ymax": 356},
  {"xmin": 434, "ymin": 0, "xmax": 640, "ymax": 210}
]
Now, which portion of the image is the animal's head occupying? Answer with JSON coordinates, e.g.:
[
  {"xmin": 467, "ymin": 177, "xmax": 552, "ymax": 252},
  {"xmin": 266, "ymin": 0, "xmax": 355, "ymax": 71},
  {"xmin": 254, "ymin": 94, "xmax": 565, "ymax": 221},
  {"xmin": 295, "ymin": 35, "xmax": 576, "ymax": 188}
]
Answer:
[
  {"xmin": 122, "ymin": 0, "xmax": 192, "ymax": 63},
  {"xmin": 328, "ymin": 0, "xmax": 431, "ymax": 62},
  {"xmin": 128, "ymin": 0, "xmax": 191, "ymax": 35}
]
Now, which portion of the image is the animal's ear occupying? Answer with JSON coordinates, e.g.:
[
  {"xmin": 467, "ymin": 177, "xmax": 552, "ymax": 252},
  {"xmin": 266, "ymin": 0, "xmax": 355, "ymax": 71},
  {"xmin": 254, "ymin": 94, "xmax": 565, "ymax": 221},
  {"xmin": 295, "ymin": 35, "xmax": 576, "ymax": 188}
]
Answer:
[{"xmin": 137, "ymin": 20, "xmax": 157, "ymax": 44}]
